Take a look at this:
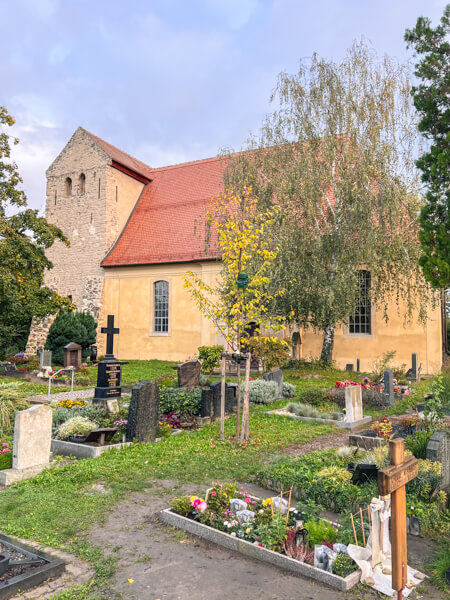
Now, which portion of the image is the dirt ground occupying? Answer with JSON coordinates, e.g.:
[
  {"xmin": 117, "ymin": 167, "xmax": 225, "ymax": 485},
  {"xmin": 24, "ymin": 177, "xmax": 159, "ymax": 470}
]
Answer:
[{"xmin": 89, "ymin": 480, "xmax": 444, "ymax": 600}]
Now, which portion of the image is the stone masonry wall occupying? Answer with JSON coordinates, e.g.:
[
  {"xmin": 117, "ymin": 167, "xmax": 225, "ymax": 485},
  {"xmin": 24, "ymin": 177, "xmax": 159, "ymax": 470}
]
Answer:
[{"xmin": 27, "ymin": 129, "xmax": 124, "ymax": 353}]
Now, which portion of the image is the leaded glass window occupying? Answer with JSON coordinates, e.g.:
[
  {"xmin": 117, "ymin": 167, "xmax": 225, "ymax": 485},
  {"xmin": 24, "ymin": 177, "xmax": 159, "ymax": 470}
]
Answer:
[
  {"xmin": 349, "ymin": 271, "xmax": 371, "ymax": 334},
  {"xmin": 154, "ymin": 280, "xmax": 169, "ymax": 333}
]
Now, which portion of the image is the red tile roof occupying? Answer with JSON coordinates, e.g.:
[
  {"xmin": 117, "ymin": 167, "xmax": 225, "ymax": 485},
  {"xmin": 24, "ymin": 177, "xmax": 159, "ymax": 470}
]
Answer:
[
  {"xmin": 83, "ymin": 129, "xmax": 154, "ymax": 180},
  {"xmin": 101, "ymin": 155, "xmax": 228, "ymax": 266}
]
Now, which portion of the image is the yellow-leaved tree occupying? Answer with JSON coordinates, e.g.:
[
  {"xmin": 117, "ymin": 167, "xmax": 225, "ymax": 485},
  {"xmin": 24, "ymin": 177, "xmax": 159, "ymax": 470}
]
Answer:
[{"xmin": 184, "ymin": 187, "xmax": 288, "ymax": 442}]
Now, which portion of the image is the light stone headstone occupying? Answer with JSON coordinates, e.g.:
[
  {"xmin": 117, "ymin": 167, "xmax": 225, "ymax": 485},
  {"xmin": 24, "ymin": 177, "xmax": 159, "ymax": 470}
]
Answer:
[
  {"xmin": 344, "ymin": 385, "xmax": 363, "ymax": 422},
  {"xmin": 13, "ymin": 404, "xmax": 52, "ymax": 470},
  {"xmin": 426, "ymin": 430, "xmax": 449, "ymax": 488},
  {"xmin": 39, "ymin": 349, "xmax": 52, "ymax": 370},
  {"xmin": 383, "ymin": 369, "xmax": 395, "ymax": 406}
]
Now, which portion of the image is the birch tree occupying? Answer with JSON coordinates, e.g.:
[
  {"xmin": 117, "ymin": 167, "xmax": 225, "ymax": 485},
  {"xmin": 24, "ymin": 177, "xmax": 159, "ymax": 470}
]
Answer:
[{"xmin": 225, "ymin": 41, "xmax": 433, "ymax": 364}]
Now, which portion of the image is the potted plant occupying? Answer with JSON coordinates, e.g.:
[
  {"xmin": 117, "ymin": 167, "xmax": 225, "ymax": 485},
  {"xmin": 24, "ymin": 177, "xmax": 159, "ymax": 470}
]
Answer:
[{"xmin": 55, "ymin": 416, "xmax": 98, "ymax": 443}]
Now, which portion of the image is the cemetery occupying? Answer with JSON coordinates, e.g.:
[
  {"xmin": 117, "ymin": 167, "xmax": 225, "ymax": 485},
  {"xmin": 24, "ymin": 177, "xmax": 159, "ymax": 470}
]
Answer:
[{"xmin": 0, "ymin": 332, "xmax": 448, "ymax": 597}]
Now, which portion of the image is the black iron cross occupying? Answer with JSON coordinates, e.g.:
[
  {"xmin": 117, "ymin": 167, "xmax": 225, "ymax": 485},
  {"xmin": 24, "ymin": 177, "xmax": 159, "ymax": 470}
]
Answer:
[{"xmin": 101, "ymin": 315, "xmax": 119, "ymax": 358}]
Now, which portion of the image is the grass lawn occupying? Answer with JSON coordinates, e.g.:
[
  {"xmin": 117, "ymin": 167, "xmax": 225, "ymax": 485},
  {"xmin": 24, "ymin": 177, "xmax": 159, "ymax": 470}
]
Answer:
[
  {"xmin": 0, "ymin": 362, "xmax": 442, "ymax": 599},
  {"xmin": 81, "ymin": 359, "xmax": 178, "ymax": 387},
  {"xmin": 0, "ymin": 403, "xmax": 332, "ymax": 549}
]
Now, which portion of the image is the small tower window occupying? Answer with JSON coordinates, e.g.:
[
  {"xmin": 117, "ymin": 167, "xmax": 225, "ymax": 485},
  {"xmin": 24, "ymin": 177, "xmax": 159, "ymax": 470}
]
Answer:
[
  {"xmin": 65, "ymin": 177, "xmax": 72, "ymax": 196},
  {"xmin": 79, "ymin": 173, "xmax": 86, "ymax": 194}
]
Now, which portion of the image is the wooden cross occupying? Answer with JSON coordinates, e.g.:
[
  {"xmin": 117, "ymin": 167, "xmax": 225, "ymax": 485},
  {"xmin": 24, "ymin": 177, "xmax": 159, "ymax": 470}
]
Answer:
[
  {"xmin": 378, "ymin": 439, "xmax": 418, "ymax": 599},
  {"xmin": 101, "ymin": 315, "xmax": 120, "ymax": 358}
]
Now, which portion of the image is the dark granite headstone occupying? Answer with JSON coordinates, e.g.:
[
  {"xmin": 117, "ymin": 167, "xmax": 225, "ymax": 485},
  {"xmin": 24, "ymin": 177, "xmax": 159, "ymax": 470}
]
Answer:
[
  {"xmin": 177, "ymin": 360, "xmax": 201, "ymax": 388},
  {"xmin": 126, "ymin": 381, "xmax": 160, "ymax": 443},
  {"xmin": 263, "ymin": 369, "xmax": 283, "ymax": 398},
  {"xmin": 345, "ymin": 364, "xmax": 354, "ymax": 372},
  {"xmin": 93, "ymin": 360, "xmax": 122, "ymax": 401},
  {"xmin": 4, "ymin": 363, "xmax": 17, "ymax": 374},
  {"xmin": 406, "ymin": 353, "xmax": 419, "ymax": 381},
  {"xmin": 200, "ymin": 388, "xmax": 214, "ymax": 417},
  {"xmin": 426, "ymin": 430, "xmax": 449, "ymax": 488},
  {"xmin": 383, "ymin": 369, "xmax": 395, "ymax": 406},
  {"xmin": 200, "ymin": 383, "xmax": 237, "ymax": 418}
]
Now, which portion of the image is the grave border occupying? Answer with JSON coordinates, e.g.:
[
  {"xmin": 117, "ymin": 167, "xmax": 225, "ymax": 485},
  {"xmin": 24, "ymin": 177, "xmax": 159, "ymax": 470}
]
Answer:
[
  {"xmin": 159, "ymin": 508, "xmax": 360, "ymax": 591},
  {"xmin": 266, "ymin": 409, "xmax": 371, "ymax": 431},
  {"xmin": 0, "ymin": 534, "xmax": 65, "ymax": 600}
]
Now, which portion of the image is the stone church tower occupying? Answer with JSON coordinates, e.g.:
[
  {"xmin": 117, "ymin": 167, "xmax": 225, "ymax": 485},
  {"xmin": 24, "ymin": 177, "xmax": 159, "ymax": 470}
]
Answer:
[{"xmin": 26, "ymin": 127, "xmax": 151, "ymax": 354}]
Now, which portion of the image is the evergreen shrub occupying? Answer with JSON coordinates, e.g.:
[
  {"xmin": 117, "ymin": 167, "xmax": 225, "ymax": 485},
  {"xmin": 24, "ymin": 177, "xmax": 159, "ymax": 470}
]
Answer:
[
  {"xmin": 45, "ymin": 311, "xmax": 97, "ymax": 365},
  {"xmin": 159, "ymin": 387, "xmax": 202, "ymax": 416}
]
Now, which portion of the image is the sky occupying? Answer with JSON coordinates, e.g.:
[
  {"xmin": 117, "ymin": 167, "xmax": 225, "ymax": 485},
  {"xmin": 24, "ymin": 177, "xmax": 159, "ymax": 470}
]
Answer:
[{"xmin": 1, "ymin": 0, "xmax": 447, "ymax": 212}]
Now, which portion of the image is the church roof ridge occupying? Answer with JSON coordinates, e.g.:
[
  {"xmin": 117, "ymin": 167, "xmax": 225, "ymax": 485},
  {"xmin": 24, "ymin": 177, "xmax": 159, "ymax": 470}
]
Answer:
[{"xmin": 81, "ymin": 128, "xmax": 154, "ymax": 179}]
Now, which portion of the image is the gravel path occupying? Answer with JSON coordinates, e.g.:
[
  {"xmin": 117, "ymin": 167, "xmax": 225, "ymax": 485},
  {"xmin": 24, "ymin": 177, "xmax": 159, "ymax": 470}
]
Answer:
[{"xmin": 28, "ymin": 388, "xmax": 95, "ymax": 403}]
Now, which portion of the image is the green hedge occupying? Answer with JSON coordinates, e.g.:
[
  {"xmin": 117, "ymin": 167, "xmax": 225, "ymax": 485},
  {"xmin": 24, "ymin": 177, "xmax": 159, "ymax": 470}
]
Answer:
[{"xmin": 159, "ymin": 387, "xmax": 202, "ymax": 416}]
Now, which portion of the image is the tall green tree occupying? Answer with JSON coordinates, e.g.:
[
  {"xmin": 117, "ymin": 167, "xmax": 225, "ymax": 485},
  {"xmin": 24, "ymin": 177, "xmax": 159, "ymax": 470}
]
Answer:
[
  {"xmin": 225, "ymin": 42, "xmax": 433, "ymax": 363},
  {"xmin": 405, "ymin": 5, "xmax": 450, "ymax": 288},
  {"xmin": 0, "ymin": 107, "xmax": 71, "ymax": 356}
]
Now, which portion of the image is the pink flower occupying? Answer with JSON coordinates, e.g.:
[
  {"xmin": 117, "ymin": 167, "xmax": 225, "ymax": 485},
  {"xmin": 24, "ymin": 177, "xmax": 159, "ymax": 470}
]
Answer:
[
  {"xmin": 3, "ymin": 449, "xmax": 10, "ymax": 453},
  {"xmin": 2, "ymin": 443, "xmax": 8, "ymax": 447},
  {"xmin": 211, "ymin": 491, "xmax": 216, "ymax": 497},
  {"xmin": 244, "ymin": 497, "xmax": 251, "ymax": 503}
]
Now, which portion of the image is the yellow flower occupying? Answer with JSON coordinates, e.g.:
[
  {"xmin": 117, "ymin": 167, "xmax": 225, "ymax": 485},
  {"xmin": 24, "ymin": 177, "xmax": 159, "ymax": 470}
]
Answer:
[{"xmin": 245, "ymin": 527, "xmax": 251, "ymax": 534}]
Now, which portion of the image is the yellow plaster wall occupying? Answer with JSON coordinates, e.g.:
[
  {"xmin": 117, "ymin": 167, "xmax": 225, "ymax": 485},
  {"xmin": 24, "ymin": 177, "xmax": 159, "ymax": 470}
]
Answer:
[
  {"xmin": 102, "ymin": 262, "xmax": 225, "ymax": 361},
  {"xmin": 297, "ymin": 296, "xmax": 442, "ymax": 375},
  {"xmin": 103, "ymin": 262, "xmax": 442, "ymax": 373}
]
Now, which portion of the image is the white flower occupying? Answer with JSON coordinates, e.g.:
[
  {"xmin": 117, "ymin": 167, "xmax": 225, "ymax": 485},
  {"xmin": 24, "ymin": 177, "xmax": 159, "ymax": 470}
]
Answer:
[
  {"xmin": 259, "ymin": 509, "xmax": 264, "ymax": 514},
  {"xmin": 223, "ymin": 521, "xmax": 229, "ymax": 527},
  {"xmin": 230, "ymin": 532, "xmax": 236, "ymax": 537},
  {"xmin": 227, "ymin": 523, "xmax": 232, "ymax": 529}
]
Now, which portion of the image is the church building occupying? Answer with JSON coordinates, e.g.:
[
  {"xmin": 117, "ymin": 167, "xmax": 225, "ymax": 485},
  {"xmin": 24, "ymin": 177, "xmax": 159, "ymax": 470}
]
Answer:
[{"xmin": 26, "ymin": 127, "xmax": 444, "ymax": 374}]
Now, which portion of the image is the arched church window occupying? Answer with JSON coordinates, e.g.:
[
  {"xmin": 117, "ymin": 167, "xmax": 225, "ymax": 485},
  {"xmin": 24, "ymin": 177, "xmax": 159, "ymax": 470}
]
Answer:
[
  {"xmin": 154, "ymin": 280, "xmax": 169, "ymax": 333},
  {"xmin": 79, "ymin": 173, "xmax": 86, "ymax": 194},
  {"xmin": 65, "ymin": 177, "xmax": 72, "ymax": 196},
  {"xmin": 349, "ymin": 270, "xmax": 371, "ymax": 334}
]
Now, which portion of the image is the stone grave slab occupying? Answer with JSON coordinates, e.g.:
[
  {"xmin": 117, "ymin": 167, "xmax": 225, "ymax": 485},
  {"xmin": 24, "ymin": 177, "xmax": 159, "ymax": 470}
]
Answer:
[
  {"xmin": 426, "ymin": 430, "xmax": 449, "ymax": 488},
  {"xmin": 263, "ymin": 369, "xmax": 283, "ymax": 398},
  {"xmin": 39, "ymin": 349, "xmax": 52, "ymax": 370},
  {"xmin": 383, "ymin": 369, "xmax": 395, "ymax": 406},
  {"xmin": 0, "ymin": 404, "xmax": 52, "ymax": 487},
  {"xmin": 177, "ymin": 360, "xmax": 201, "ymax": 388},
  {"xmin": 126, "ymin": 381, "xmax": 160, "ymax": 442}
]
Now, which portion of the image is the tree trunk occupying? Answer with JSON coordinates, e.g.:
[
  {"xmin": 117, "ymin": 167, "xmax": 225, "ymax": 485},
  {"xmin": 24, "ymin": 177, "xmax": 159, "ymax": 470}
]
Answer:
[
  {"xmin": 235, "ymin": 361, "xmax": 242, "ymax": 443},
  {"xmin": 320, "ymin": 326, "xmax": 335, "ymax": 365},
  {"xmin": 240, "ymin": 353, "xmax": 251, "ymax": 442}
]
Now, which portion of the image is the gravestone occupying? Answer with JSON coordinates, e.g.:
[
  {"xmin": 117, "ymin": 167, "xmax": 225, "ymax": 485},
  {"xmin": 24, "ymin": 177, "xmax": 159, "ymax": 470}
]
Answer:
[
  {"xmin": 13, "ymin": 405, "xmax": 52, "ymax": 470},
  {"xmin": 383, "ymin": 369, "xmax": 395, "ymax": 406},
  {"xmin": 93, "ymin": 315, "xmax": 124, "ymax": 411},
  {"xmin": 263, "ymin": 368, "xmax": 283, "ymax": 398},
  {"xmin": 64, "ymin": 342, "xmax": 82, "ymax": 368},
  {"xmin": 4, "ymin": 363, "xmax": 17, "ymax": 374},
  {"xmin": 426, "ymin": 430, "xmax": 449, "ymax": 488},
  {"xmin": 406, "ymin": 353, "xmax": 420, "ymax": 381},
  {"xmin": 177, "ymin": 360, "xmax": 201, "ymax": 388},
  {"xmin": 200, "ymin": 383, "xmax": 237, "ymax": 418},
  {"xmin": 126, "ymin": 381, "xmax": 160, "ymax": 442},
  {"xmin": 344, "ymin": 385, "xmax": 363, "ymax": 422},
  {"xmin": 39, "ymin": 350, "xmax": 52, "ymax": 370}
]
